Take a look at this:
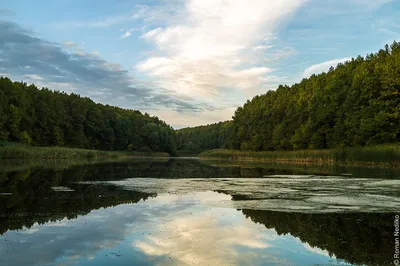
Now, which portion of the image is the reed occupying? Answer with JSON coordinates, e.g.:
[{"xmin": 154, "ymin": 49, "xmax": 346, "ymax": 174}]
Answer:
[
  {"xmin": 198, "ymin": 144, "xmax": 400, "ymax": 167},
  {"xmin": 0, "ymin": 143, "xmax": 170, "ymax": 159}
]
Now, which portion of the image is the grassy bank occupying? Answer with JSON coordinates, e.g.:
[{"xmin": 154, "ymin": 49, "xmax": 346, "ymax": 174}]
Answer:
[
  {"xmin": 0, "ymin": 157, "xmax": 171, "ymax": 174},
  {"xmin": 198, "ymin": 144, "xmax": 400, "ymax": 167},
  {"xmin": 0, "ymin": 143, "xmax": 170, "ymax": 159}
]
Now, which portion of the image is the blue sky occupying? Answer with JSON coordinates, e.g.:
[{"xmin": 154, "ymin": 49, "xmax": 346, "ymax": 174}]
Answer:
[{"xmin": 0, "ymin": 0, "xmax": 399, "ymax": 128}]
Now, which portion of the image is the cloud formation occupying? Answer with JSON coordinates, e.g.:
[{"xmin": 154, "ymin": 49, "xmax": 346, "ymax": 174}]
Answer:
[
  {"xmin": 0, "ymin": 20, "xmax": 204, "ymax": 112},
  {"xmin": 135, "ymin": 0, "xmax": 307, "ymax": 99},
  {"xmin": 303, "ymin": 57, "xmax": 351, "ymax": 77},
  {"xmin": 2, "ymin": 0, "xmax": 396, "ymax": 127},
  {"xmin": 119, "ymin": 26, "xmax": 145, "ymax": 39}
]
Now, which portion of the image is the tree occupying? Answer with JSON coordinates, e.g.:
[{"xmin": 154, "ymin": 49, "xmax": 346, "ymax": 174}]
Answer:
[
  {"xmin": 178, "ymin": 42, "xmax": 400, "ymax": 152},
  {"xmin": 0, "ymin": 76, "xmax": 177, "ymax": 155}
]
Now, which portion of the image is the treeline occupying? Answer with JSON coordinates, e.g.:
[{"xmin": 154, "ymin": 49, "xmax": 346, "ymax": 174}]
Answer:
[
  {"xmin": 231, "ymin": 42, "xmax": 400, "ymax": 150},
  {"xmin": 2, "ymin": 42, "xmax": 399, "ymax": 155},
  {"xmin": 0, "ymin": 77, "xmax": 177, "ymax": 155},
  {"xmin": 176, "ymin": 121, "xmax": 232, "ymax": 153},
  {"xmin": 178, "ymin": 42, "xmax": 400, "ymax": 152}
]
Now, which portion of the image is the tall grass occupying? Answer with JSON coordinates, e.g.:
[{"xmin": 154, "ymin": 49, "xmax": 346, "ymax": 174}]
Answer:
[
  {"xmin": 198, "ymin": 144, "xmax": 400, "ymax": 167},
  {"xmin": 0, "ymin": 143, "xmax": 170, "ymax": 159}
]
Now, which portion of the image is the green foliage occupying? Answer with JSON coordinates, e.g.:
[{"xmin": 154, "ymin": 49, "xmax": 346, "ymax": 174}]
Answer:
[
  {"xmin": 20, "ymin": 131, "xmax": 32, "ymax": 145},
  {"xmin": 182, "ymin": 42, "xmax": 400, "ymax": 152},
  {"xmin": 136, "ymin": 146, "xmax": 153, "ymax": 153},
  {"xmin": 235, "ymin": 42, "xmax": 400, "ymax": 150},
  {"xmin": 0, "ymin": 77, "xmax": 177, "ymax": 155},
  {"xmin": 2, "ymin": 42, "xmax": 399, "ymax": 157},
  {"xmin": 176, "ymin": 121, "xmax": 233, "ymax": 153}
]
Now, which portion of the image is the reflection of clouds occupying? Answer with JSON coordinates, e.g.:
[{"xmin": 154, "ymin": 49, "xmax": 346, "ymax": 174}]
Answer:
[
  {"xmin": 99, "ymin": 177, "xmax": 400, "ymax": 213},
  {"xmin": 0, "ymin": 203, "xmax": 152, "ymax": 266},
  {"xmin": 0, "ymin": 191, "xmax": 353, "ymax": 266},
  {"xmin": 135, "ymin": 214, "xmax": 270, "ymax": 266},
  {"xmin": 149, "ymin": 190, "xmax": 233, "ymax": 206},
  {"xmin": 133, "ymin": 192, "xmax": 273, "ymax": 266},
  {"xmin": 20, "ymin": 228, "xmax": 39, "ymax": 234},
  {"xmin": 0, "ymin": 192, "xmax": 207, "ymax": 266}
]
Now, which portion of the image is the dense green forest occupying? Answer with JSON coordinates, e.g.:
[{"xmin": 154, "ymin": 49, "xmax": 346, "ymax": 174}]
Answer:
[
  {"xmin": 2, "ymin": 42, "xmax": 400, "ymax": 155},
  {"xmin": 178, "ymin": 42, "xmax": 400, "ymax": 152},
  {"xmin": 176, "ymin": 121, "xmax": 232, "ymax": 153},
  {"xmin": 0, "ymin": 77, "xmax": 177, "ymax": 155}
]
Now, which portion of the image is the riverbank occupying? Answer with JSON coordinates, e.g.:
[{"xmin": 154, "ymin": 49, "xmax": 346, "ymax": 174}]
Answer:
[
  {"xmin": 198, "ymin": 145, "xmax": 400, "ymax": 168},
  {"xmin": 0, "ymin": 144, "xmax": 170, "ymax": 159}
]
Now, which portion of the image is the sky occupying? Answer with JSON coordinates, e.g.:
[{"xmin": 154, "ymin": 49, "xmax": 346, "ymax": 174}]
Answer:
[{"xmin": 0, "ymin": 0, "xmax": 399, "ymax": 128}]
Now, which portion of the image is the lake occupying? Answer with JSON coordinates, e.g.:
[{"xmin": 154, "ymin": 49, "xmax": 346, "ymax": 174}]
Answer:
[{"xmin": 0, "ymin": 158, "xmax": 399, "ymax": 266}]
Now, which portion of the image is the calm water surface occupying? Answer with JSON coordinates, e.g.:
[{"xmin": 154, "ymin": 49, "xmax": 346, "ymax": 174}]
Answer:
[{"xmin": 0, "ymin": 158, "xmax": 399, "ymax": 266}]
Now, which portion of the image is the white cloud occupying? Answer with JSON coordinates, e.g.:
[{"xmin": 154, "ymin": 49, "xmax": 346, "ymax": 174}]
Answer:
[
  {"xmin": 120, "ymin": 32, "xmax": 131, "ymax": 39},
  {"xmin": 303, "ymin": 57, "xmax": 351, "ymax": 77},
  {"xmin": 62, "ymin": 41, "xmax": 87, "ymax": 56},
  {"xmin": 63, "ymin": 41, "xmax": 77, "ymax": 47},
  {"xmin": 155, "ymin": 107, "xmax": 237, "ymax": 129},
  {"xmin": 24, "ymin": 74, "xmax": 44, "ymax": 80},
  {"xmin": 120, "ymin": 27, "xmax": 146, "ymax": 39},
  {"xmin": 140, "ymin": 27, "xmax": 162, "ymax": 39},
  {"xmin": 1, "ymin": 20, "xmax": 202, "ymax": 115},
  {"xmin": 136, "ymin": 0, "xmax": 308, "ymax": 99},
  {"xmin": 253, "ymin": 45, "xmax": 274, "ymax": 51},
  {"xmin": 136, "ymin": 56, "xmax": 172, "ymax": 72}
]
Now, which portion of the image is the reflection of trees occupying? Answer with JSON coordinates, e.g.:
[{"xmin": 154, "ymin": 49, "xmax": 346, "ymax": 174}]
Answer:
[
  {"xmin": 200, "ymin": 159, "xmax": 400, "ymax": 179},
  {"xmin": 0, "ymin": 158, "xmax": 230, "ymax": 235},
  {"xmin": 242, "ymin": 209, "xmax": 393, "ymax": 266},
  {"xmin": 0, "ymin": 167, "xmax": 156, "ymax": 235},
  {"xmin": 0, "ymin": 158, "xmax": 397, "ymax": 266}
]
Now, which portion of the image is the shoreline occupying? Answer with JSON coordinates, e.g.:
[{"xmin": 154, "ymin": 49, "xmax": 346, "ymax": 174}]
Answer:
[
  {"xmin": 199, "ymin": 156, "xmax": 400, "ymax": 168},
  {"xmin": 198, "ymin": 147, "xmax": 400, "ymax": 169},
  {"xmin": 0, "ymin": 145, "xmax": 170, "ymax": 159}
]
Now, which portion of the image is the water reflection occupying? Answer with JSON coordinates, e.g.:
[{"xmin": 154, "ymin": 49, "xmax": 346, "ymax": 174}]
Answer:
[
  {"xmin": 87, "ymin": 176, "xmax": 400, "ymax": 213},
  {"xmin": 0, "ymin": 159, "xmax": 398, "ymax": 265},
  {"xmin": 1, "ymin": 192, "xmax": 353, "ymax": 266},
  {"xmin": 242, "ymin": 210, "xmax": 394, "ymax": 265}
]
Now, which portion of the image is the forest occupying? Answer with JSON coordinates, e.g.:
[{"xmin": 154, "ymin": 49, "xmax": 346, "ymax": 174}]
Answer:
[
  {"xmin": 176, "ymin": 121, "xmax": 232, "ymax": 153},
  {"xmin": 178, "ymin": 42, "xmax": 400, "ymax": 152},
  {"xmin": 0, "ymin": 77, "xmax": 177, "ymax": 155},
  {"xmin": 1, "ymin": 42, "xmax": 400, "ymax": 155}
]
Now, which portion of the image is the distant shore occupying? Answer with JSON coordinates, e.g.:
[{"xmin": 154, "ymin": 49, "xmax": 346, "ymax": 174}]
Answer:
[
  {"xmin": 0, "ymin": 144, "xmax": 170, "ymax": 159},
  {"xmin": 198, "ymin": 145, "xmax": 400, "ymax": 168}
]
